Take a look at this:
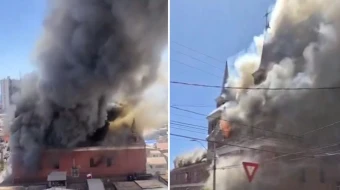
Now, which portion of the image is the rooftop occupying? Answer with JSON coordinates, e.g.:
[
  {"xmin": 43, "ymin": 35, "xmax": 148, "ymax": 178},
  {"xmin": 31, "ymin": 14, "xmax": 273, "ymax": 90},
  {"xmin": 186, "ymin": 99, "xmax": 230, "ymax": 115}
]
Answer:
[
  {"xmin": 47, "ymin": 171, "xmax": 67, "ymax": 181},
  {"xmin": 147, "ymin": 157, "xmax": 167, "ymax": 165},
  {"xmin": 156, "ymin": 142, "xmax": 168, "ymax": 151}
]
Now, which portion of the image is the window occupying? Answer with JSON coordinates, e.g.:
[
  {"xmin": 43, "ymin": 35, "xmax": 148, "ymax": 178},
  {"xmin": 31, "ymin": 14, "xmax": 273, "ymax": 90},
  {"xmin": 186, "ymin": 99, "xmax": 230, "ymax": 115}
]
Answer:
[
  {"xmin": 90, "ymin": 158, "xmax": 95, "ymax": 167},
  {"xmin": 299, "ymin": 168, "xmax": 306, "ymax": 183},
  {"xmin": 71, "ymin": 167, "xmax": 79, "ymax": 177},
  {"xmin": 193, "ymin": 171, "xmax": 197, "ymax": 182},
  {"xmin": 53, "ymin": 162, "xmax": 60, "ymax": 169},
  {"xmin": 185, "ymin": 172, "xmax": 190, "ymax": 182},
  {"xmin": 319, "ymin": 169, "xmax": 325, "ymax": 183},
  {"xmin": 106, "ymin": 158, "xmax": 112, "ymax": 167}
]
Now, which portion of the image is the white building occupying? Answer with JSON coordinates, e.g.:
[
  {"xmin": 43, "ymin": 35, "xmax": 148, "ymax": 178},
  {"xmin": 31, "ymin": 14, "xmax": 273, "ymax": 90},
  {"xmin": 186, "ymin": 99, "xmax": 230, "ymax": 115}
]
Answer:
[
  {"xmin": 146, "ymin": 156, "xmax": 167, "ymax": 176},
  {"xmin": 0, "ymin": 77, "xmax": 20, "ymax": 112}
]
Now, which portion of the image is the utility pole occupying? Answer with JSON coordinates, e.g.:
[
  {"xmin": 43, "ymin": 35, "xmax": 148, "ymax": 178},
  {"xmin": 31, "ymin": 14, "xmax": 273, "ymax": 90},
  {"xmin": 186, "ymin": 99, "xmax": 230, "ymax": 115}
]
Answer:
[{"xmin": 212, "ymin": 142, "xmax": 216, "ymax": 190}]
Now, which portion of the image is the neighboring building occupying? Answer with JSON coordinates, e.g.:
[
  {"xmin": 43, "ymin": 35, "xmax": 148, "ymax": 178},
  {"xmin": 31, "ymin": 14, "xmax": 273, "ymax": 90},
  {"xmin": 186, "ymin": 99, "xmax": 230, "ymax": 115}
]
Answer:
[
  {"xmin": 146, "ymin": 157, "xmax": 167, "ymax": 175},
  {"xmin": 11, "ymin": 145, "xmax": 147, "ymax": 184},
  {"xmin": 146, "ymin": 139, "xmax": 168, "ymax": 176},
  {"xmin": 156, "ymin": 142, "xmax": 168, "ymax": 153},
  {"xmin": 0, "ymin": 77, "xmax": 20, "ymax": 112},
  {"xmin": 148, "ymin": 149, "xmax": 164, "ymax": 158},
  {"xmin": 170, "ymin": 162, "xmax": 209, "ymax": 190}
]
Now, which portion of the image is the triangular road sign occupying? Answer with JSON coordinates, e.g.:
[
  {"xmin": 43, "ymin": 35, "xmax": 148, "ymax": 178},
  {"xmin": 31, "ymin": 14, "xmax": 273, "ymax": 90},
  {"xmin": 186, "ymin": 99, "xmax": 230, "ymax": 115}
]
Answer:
[{"xmin": 242, "ymin": 162, "xmax": 259, "ymax": 182}]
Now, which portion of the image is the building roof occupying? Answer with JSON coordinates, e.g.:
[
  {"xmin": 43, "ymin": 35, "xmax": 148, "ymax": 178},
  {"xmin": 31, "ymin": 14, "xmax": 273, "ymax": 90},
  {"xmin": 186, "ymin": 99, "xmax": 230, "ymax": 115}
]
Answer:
[
  {"xmin": 135, "ymin": 180, "xmax": 167, "ymax": 189},
  {"xmin": 171, "ymin": 162, "xmax": 209, "ymax": 172},
  {"xmin": 87, "ymin": 179, "xmax": 105, "ymax": 190},
  {"xmin": 47, "ymin": 171, "xmax": 67, "ymax": 181},
  {"xmin": 207, "ymin": 101, "xmax": 236, "ymax": 120},
  {"xmin": 156, "ymin": 142, "xmax": 168, "ymax": 151},
  {"xmin": 113, "ymin": 182, "xmax": 142, "ymax": 190},
  {"xmin": 45, "ymin": 145, "xmax": 146, "ymax": 152},
  {"xmin": 147, "ymin": 157, "xmax": 167, "ymax": 165},
  {"xmin": 150, "ymin": 150, "xmax": 162, "ymax": 154}
]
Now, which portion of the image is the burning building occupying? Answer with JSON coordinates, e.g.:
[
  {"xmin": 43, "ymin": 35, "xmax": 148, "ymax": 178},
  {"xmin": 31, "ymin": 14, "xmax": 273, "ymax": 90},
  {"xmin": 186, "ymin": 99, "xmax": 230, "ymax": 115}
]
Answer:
[
  {"xmin": 203, "ymin": 0, "xmax": 340, "ymax": 189},
  {"xmin": 5, "ymin": 0, "xmax": 168, "ymax": 184}
]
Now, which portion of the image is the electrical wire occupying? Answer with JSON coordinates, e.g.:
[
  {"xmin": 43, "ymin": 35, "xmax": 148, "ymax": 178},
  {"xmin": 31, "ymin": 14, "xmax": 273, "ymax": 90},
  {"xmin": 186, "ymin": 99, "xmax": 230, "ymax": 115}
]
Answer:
[
  {"xmin": 171, "ymin": 49, "xmax": 223, "ymax": 70},
  {"xmin": 171, "ymin": 81, "xmax": 340, "ymax": 91},
  {"xmin": 171, "ymin": 133, "xmax": 291, "ymax": 155},
  {"xmin": 171, "ymin": 59, "xmax": 222, "ymax": 79},
  {"xmin": 171, "ymin": 120, "xmax": 207, "ymax": 130},
  {"xmin": 171, "ymin": 41, "xmax": 225, "ymax": 63},
  {"xmin": 172, "ymin": 104, "xmax": 214, "ymax": 108},
  {"xmin": 171, "ymin": 112, "xmax": 206, "ymax": 121},
  {"xmin": 171, "ymin": 123, "xmax": 206, "ymax": 131},
  {"xmin": 171, "ymin": 106, "xmax": 301, "ymax": 139},
  {"xmin": 300, "ymin": 120, "xmax": 340, "ymax": 136},
  {"xmin": 171, "ymin": 133, "xmax": 340, "ymax": 171},
  {"xmin": 171, "ymin": 126, "xmax": 206, "ymax": 134}
]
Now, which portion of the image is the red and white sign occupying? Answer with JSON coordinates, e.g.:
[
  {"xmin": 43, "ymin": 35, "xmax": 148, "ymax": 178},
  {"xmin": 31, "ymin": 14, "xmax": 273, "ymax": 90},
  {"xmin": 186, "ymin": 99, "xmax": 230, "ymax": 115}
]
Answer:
[{"xmin": 242, "ymin": 162, "xmax": 259, "ymax": 182}]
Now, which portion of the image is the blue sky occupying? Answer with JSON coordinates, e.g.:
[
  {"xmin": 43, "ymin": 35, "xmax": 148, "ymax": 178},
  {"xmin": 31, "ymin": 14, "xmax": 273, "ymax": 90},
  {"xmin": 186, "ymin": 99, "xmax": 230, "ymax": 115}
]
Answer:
[
  {"xmin": 0, "ymin": 0, "xmax": 46, "ymax": 79},
  {"xmin": 170, "ymin": 0, "xmax": 275, "ymax": 169}
]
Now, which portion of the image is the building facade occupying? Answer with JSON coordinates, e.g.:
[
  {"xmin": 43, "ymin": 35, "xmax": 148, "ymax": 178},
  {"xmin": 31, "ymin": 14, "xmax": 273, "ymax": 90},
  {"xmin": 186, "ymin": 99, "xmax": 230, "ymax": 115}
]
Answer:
[
  {"xmin": 170, "ymin": 162, "xmax": 210, "ymax": 190},
  {"xmin": 0, "ymin": 77, "xmax": 20, "ymax": 112},
  {"xmin": 11, "ymin": 146, "xmax": 147, "ymax": 184},
  {"xmin": 146, "ymin": 137, "xmax": 168, "ymax": 176},
  {"xmin": 204, "ymin": 59, "xmax": 340, "ymax": 189}
]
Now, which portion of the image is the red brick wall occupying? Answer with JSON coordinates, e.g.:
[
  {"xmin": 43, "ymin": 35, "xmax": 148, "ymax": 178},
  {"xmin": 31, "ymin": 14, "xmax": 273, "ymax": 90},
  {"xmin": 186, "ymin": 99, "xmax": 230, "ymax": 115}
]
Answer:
[{"xmin": 12, "ymin": 146, "xmax": 146, "ymax": 183}]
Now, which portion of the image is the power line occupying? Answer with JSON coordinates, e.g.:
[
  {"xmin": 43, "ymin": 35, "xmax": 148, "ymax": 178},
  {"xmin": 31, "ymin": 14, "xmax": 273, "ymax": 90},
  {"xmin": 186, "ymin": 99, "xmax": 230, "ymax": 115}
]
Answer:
[
  {"xmin": 171, "ymin": 133, "xmax": 340, "ymax": 171},
  {"xmin": 171, "ymin": 81, "xmax": 340, "ymax": 90},
  {"xmin": 172, "ymin": 104, "xmax": 214, "ymax": 108},
  {"xmin": 171, "ymin": 112, "xmax": 206, "ymax": 121},
  {"xmin": 171, "ymin": 59, "xmax": 222, "ymax": 79},
  {"xmin": 171, "ymin": 133, "xmax": 290, "ymax": 155},
  {"xmin": 171, "ymin": 49, "xmax": 223, "ymax": 69},
  {"xmin": 300, "ymin": 120, "xmax": 340, "ymax": 136},
  {"xmin": 171, "ymin": 106, "xmax": 301, "ymax": 139},
  {"xmin": 172, "ymin": 41, "xmax": 224, "ymax": 63},
  {"xmin": 216, "ymin": 140, "xmax": 340, "ymax": 170},
  {"xmin": 171, "ymin": 120, "xmax": 207, "ymax": 130},
  {"xmin": 171, "ymin": 106, "xmax": 206, "ymax": 116},
  {"xmin": 171, "ymin": 123, "xmax": 206, "ymax": 131},
  {"xmin": 171, "ymin": 126, "xmax": 206, "ymax": 134}
]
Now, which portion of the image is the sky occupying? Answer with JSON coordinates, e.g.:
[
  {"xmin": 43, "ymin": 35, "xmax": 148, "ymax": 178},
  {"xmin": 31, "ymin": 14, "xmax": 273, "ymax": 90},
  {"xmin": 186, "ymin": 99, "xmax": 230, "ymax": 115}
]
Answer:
[
  {"xmin": 0, "ymin": 0, "xmax": 169, "ymax": 80},
  {"xmin": 170, "ymin": 0, "xmax": 276, "ymax": 169},
  {"xmin": 0, "ymin": 0, "xmax": 47, "ymax": 79}
]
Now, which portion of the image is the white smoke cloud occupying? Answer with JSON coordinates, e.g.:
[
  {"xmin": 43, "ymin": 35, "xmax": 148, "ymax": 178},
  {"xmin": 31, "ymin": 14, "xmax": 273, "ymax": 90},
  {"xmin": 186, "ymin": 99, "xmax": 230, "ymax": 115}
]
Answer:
[{"xmin": 205, "ymin": 0, "xmax": 340, "ymax": 189}]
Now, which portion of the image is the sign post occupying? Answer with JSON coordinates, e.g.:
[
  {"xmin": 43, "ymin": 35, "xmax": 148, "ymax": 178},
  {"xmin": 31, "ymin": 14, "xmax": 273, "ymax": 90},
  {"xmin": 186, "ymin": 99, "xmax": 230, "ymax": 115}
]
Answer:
[{"xmin": 242, "ymin": 162, "xmax": 259, "ymax": 182}]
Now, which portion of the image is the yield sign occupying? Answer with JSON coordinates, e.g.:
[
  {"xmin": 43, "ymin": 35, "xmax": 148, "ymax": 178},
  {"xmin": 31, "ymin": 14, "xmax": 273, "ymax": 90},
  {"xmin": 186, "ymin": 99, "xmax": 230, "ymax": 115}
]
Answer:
[{"xmin": 242, "ymin": 162, "xmax": 259, "ymax": 182}]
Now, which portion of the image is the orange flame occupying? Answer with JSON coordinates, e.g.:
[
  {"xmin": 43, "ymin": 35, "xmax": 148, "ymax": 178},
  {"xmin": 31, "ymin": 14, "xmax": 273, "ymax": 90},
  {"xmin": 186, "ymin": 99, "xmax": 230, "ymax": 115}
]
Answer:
[{"xmin": 219, "ymin": 120, "xmax": 231, "ymax": 138}]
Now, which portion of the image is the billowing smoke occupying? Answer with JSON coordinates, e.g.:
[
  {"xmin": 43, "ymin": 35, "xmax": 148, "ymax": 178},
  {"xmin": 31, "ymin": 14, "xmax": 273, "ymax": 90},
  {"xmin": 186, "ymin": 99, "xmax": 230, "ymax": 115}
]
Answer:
[
  {"xmin": 205, "ymin": 0, "xmax": 340, "ymax": 189},
  {"xmin": 173, "ymin": 149, "xmax": 207, "ymax": 168},
  {"xmin": 9, "ymin": 0, "xmax": 168, "ymax": 172}
]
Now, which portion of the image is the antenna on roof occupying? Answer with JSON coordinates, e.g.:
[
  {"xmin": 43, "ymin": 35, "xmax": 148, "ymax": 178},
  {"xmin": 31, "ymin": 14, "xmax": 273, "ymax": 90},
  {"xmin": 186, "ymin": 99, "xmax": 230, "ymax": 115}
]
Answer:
[{"xmin": 264, "ymin": 10, "xmax": 271, "ymax": 29}]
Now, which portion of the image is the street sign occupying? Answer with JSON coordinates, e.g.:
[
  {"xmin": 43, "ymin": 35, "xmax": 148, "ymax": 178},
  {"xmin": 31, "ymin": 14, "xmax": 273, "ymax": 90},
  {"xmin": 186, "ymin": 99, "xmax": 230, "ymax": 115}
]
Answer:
[{"xmin": 242, "ymin": 162, "xmax": 259, "ymax": 182}]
